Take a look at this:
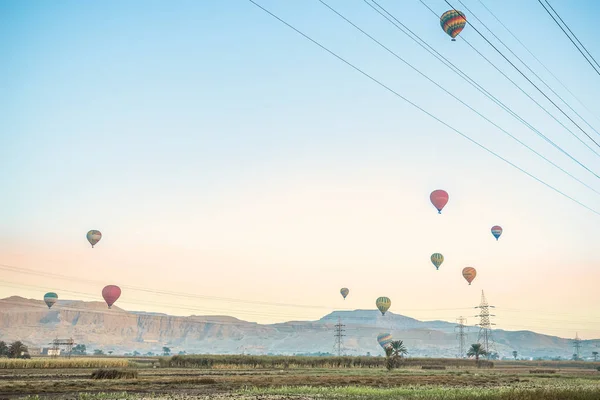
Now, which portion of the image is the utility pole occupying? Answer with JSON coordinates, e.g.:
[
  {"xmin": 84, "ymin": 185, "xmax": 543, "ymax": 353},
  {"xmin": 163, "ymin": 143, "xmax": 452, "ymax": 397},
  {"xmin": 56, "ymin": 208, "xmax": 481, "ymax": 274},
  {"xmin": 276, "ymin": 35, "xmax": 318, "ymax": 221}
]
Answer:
[
  {"xmin": 573, "ymin": 333, "xmax": 581, "ymax": 360},
  {"xmin": 475, "ymin": 290, "xmax": 497, "ymax": 359},
  {"xmin": 455, "ymin": 316, "xmax": 467, "ymax": 358},
  {"xmin": 333, "ymin": 316, "xmax": 345, "ymax": 356}
]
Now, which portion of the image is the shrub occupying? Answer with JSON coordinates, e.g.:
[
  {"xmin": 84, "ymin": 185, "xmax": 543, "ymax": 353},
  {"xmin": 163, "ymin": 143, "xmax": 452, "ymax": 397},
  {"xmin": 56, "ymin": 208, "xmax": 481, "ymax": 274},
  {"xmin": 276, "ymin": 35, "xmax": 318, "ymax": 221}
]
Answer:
[{"xmin": 90, "ymin": 369, "xmax": 138, "ymax": 380}]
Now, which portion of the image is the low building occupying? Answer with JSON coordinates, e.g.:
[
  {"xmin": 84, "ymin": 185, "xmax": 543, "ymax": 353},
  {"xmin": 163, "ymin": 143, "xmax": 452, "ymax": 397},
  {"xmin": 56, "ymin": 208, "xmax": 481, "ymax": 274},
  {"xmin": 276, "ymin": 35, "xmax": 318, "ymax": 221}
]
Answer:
[{"xmin": 41, "ymin": 348, "xmax": 61, "ymax": 356}]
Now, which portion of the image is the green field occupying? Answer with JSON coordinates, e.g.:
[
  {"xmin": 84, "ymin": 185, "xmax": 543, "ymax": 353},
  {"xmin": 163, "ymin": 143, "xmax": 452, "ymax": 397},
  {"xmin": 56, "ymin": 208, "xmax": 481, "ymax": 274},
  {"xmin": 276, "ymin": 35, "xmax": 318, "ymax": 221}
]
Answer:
[{"xmin": 2, "ymin": 355, "xmax": 598, "ymax": 399}]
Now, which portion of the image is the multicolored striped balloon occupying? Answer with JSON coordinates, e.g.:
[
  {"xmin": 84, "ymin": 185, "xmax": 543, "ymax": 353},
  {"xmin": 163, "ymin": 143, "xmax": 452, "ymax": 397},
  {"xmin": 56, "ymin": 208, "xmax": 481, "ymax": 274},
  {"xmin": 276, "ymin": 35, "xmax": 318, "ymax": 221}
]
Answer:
[
  {"xmin": 44, "ymin": 292, "xmax": 58, "ymax": 309},
  {"xmin": 462, "ymin": 267, "xmax": 477, "ymax": 285},
  {"xmin": 491, "ymin": 225, "xmax": 503, "ymax": 241},
  {"xmin": 431, "ymin": 253, "xmax": 444, "ymax": 270},
  {"xmin": 340, "ymin": 287, "xmax": 349, "ymax": 300},
  {"xmin": 376, "ymin": 296, "xmax": 391, "ymax": 316},
  {"xmin": 440, "ymin": 9, "xmax": 467, "ymax": 41},
  {"xmin": 377, "ymin": 332, "xmax": 393, "ymax": 349}
]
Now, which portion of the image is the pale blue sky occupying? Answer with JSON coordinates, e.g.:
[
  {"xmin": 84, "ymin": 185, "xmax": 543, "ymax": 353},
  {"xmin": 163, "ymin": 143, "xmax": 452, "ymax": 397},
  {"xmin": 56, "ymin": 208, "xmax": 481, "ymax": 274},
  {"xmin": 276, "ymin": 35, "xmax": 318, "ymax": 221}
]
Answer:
[{"xmin": 1, "ymin": 0, "xmax": 599, "ymax": 339}]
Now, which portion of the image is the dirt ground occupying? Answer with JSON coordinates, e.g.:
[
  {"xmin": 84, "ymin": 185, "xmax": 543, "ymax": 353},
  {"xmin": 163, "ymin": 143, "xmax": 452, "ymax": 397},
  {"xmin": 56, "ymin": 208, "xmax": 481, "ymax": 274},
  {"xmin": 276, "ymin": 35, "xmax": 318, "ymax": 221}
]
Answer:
[{"xmin": 1, "ymin": 366, "xmax": 599, "ymax": 399}]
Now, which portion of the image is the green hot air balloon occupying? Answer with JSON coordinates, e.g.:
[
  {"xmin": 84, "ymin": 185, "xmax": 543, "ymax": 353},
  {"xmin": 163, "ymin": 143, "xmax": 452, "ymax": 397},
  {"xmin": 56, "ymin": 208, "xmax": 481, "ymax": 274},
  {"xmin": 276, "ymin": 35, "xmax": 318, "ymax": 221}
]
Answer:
[
  {"xmin": 376, "ymin": 296, "xmax": 391, "ymax": 316},
  {"xmin": 44, "ymin": 292, "xmax": 58, "ymax": 309},
  {"xmin": 431, "ymin": 253, "xmax": 444, "ymax": 270},
  {"xmin": 86, "ymin": 230, "xmax": 102, "ymax": 248},
  {"xmin": 340, "ymin": 287, "xmax": 349, "ymax": 300}
]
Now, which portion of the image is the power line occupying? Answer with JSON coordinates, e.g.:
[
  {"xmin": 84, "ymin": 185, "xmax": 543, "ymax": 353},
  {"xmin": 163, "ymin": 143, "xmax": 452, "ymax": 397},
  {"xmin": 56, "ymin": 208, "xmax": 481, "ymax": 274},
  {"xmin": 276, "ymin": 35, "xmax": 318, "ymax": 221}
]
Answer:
[
  {"xmin": 320, "ymin": 0, "xmax": 600, "ymax": 195},
  {"xmin": 0, "ymin": 263, "xmax": 474, "ymax": 315},
  {"xmin": 537, "ymin": 0, "xmax": 600, "ymax": 76},
  {"xmin": 476, "ymin": 0, "xmax": 600, "ymax": 126},
  {"xmin": 417, "ymin": 0, "xmax": 600, "ymax": 157},
  {"xmin": 367, "ymin": 0, "xmax": 600, "ymax": 180},
  {"xmin": 453, "ymin": 0, "xmax": 600, "ymax": 139},
  {"xmin": 246, "ymin": 0, "xmax": 600, "ymax": 217},
  {"xmin": 441, "ymin": 0, "xmax": 600, "ymax": 152}
]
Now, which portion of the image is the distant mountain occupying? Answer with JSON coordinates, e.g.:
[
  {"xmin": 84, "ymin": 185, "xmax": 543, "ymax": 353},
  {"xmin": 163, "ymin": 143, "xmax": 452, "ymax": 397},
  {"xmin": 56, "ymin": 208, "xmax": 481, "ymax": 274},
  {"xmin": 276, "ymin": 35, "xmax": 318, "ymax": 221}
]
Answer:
[{"xmin": 0, "ymin": 296, "xmax": 597, "ymax": 359}]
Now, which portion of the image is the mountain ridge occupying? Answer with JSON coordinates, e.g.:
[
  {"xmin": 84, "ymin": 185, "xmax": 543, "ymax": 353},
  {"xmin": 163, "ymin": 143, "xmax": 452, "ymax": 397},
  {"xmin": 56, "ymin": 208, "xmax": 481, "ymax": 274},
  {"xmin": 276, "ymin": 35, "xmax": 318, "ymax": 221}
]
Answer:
[{"xmin": 0, "ymin": 296, "xmax": 597, "ymax": 359}]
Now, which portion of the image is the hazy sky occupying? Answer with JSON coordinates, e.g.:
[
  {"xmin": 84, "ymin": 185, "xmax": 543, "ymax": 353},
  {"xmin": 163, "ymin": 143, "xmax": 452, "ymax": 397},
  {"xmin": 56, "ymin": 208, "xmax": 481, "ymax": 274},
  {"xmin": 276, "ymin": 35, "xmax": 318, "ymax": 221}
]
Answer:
[{"xmin": 1, "ymin": 0, "xmax": 599, "ymax": 340}]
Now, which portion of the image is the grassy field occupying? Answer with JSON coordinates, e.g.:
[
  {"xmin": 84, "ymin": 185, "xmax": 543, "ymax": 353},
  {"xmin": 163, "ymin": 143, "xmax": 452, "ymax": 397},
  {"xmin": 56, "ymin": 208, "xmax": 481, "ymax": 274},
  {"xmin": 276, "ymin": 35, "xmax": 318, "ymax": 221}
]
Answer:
[{"xmin": 1, "ymin": 355, "xmax": 598, "ymax": 399}]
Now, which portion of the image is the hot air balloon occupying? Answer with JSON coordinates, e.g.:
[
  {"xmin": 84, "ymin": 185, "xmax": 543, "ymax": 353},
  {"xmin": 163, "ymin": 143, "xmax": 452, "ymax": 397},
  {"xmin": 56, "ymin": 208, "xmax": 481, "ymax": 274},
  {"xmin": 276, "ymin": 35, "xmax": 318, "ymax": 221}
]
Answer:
[
  {"xmin": 86, "ymin": 230, "xmax": 102, "ymax": 248},
  {"xmin": 431, "ymin": 253, "xmax": 444, "ymax": 270},
  {"xmin": 462, "ymin": 267, "xmax": 476, "ymax": 285},
  {"xmin": 440, "ymin": 9, "xmax": 467, "ymax": 41},
  {"xmin": 102, "ymin": 285, "xmax": 121, "ymax": 309},
  {"xmin": 376, "ymin": 296, "xmax": 391, "ymax": 316},
  {"xmin": 491, "ymin": 225, "xmax": 503, "ymax": 241},
  {"xmin": 377, "ymin": 332, "xmax": 393, "ymax": 350},
  {"xmin": 430, "ymin": 190, "xmax": 449, "ymax": 214},
  {"xmin": 44, "ymin": 292, "xmax": 58, "ymax": 309},
  {"xmin": 340, "ymin": 287, "xmax": 349, "ymax": 300}
]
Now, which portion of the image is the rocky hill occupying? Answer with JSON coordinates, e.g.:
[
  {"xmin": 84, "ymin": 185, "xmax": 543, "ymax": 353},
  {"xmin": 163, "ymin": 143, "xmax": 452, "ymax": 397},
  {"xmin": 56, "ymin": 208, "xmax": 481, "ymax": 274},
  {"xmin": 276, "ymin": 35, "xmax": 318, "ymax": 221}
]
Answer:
[{"xmin": 0, "ymin": 296, "xmax": 596, "ymax": 359}]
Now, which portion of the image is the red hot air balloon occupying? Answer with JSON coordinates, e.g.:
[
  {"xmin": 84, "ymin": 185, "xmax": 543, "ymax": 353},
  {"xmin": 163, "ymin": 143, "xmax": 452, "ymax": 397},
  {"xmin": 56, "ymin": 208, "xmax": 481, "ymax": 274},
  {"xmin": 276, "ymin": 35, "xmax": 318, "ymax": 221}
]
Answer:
[
  {"xmin": 430, "ymin": 190, "xmax": 449, "ymax": 214},
  {"xmin": 102, "ymin": 285, "xmax": 121, "ymax": 309}
]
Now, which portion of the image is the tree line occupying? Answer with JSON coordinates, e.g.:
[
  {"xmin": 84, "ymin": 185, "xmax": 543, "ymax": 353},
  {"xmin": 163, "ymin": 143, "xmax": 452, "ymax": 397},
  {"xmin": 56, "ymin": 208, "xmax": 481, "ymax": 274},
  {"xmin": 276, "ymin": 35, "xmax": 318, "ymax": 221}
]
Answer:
[{"xmin": 0, "ymin": 341, "xmax": 30, "ymax": 359}]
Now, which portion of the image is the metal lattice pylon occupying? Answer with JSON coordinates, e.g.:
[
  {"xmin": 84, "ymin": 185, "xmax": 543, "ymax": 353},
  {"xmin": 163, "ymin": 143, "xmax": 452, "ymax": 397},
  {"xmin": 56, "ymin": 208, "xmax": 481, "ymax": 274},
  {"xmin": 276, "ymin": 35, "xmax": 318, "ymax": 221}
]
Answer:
[
  {"xmin": 455, "ymin": 316, "xmax": 468, "ymax": 358},
  {"xmin": 475, "ymin": 291, "xmax": 498, "ymax": 359},
  {"xmin": 333, "ymin": 316, "xmax": 346, "ymax": 356}
]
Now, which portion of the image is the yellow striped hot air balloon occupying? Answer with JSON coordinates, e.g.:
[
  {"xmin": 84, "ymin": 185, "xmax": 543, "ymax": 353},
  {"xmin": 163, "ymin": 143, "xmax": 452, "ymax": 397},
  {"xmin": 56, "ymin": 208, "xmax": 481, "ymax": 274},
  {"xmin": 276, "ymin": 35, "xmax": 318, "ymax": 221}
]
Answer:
[
  {"xmin": 376, "ymin": 297, "xmax": 391, "ymax": 316},
  {"xmin": 431, "ymin": 253, "xmax": 444, "ymax": 270}
]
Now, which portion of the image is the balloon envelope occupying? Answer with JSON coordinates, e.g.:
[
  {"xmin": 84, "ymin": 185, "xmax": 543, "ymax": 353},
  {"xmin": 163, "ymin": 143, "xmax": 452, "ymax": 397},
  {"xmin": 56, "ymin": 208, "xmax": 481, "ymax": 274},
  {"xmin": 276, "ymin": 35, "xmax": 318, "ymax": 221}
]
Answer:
[
  {"xmin": 462, "ymin": 267, "xmax": 477, "ymax": 285},
  {"xmin": 491, "ymin": 225, "xmax": 503, "ymax": 241},
  {"xmin": 376, "ymin": 296, "xmax": 391, "ymax": 316},
  {"xmin": 44, "ymin": 292, "xmax": 58, "ymax": 309},
  {"xmin": 340, "ymin": 287, "xmax": 349, "ymax": 300},
  {"xmin": 377, "ymin": 332, "xmax": 393, "ymax": 349},
  {"xmin": 431, "ymin": 253, "xmax": 444, "ymax": 270},
  {"xmin": 102, "ymin": 285, "xmax": 121, "ymax": 309},
  {"xmin": 430, "ymin": 190, "xmax": 449, "ymax": 214},
  {"xmin": 87, "ymin": 230, "xmax": 102, "ymax": 248},
  {"xmin": 440, "ymin": 9, "xmax": 467, "ymax": 40}
]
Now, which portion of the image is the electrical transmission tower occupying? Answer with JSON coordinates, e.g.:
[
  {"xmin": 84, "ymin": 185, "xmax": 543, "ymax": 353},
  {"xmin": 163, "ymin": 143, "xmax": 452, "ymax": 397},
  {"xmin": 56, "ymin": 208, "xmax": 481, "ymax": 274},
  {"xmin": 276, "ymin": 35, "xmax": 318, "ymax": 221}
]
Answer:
[
  {"xmin": 333, "ymin": 316, "xmax": 345, "ymax": 356},
  {"xmin": 455, "ymin": 316, "xmax": 468, "ymax": 358},
  {"xmin": 474, "ymin": 290, "xmax": 497, "ymax": 359},
  {"xmin": 48, "ymin": 338, "xmax": 75, "ymax": 359},
  {"xmin": 573, "ymin": 333, "xmax": 582, "ymax": 360}
]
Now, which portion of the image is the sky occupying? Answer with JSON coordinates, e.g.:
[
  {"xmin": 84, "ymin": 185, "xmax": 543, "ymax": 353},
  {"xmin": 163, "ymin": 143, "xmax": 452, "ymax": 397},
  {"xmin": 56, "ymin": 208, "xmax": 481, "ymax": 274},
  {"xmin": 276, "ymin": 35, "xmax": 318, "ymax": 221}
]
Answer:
[{"xmin": 1, "ymin": 0, "xmax": 599, "ymax": 340}]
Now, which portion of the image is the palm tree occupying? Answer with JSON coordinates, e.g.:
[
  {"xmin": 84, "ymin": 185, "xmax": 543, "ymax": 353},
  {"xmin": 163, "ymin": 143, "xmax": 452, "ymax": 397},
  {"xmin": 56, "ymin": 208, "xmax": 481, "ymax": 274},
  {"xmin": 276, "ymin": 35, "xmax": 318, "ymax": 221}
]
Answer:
[
  {"xmin": 389, "ymin": 340, "xmax": 408, "ymax": 358},
  {"xmin": 467, "ymin": 343, "xmax": 488, "ymax": 361},
  {"xmin": 593, "ymin": 351, "xmax": 598, "ymax": 362},
  {"xmin": 512, "ymin": 350, "xmax": 518, "ymax": 360}
]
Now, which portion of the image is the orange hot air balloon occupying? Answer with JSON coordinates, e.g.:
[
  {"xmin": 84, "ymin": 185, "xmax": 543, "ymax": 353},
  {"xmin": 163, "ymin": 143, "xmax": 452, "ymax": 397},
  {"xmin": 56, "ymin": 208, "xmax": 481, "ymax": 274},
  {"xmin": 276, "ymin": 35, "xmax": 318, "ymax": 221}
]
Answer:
[
  {"xmin": 430, "ymin": 190, "xmax": 449, "ymax": 214},
  {"xmin": 102, "ymin": 285, "xmax": 121, "ymax": 309},
  {"xmin": 462, "ymin": 267, "xmax": 476, "ymax": 285}
]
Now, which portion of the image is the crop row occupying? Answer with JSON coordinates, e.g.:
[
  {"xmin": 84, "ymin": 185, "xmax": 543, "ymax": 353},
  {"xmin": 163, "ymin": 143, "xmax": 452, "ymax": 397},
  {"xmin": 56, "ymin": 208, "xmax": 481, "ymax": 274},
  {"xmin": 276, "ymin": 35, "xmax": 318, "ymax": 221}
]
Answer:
[
  {"xmin": 0, "ymin": 357, "xmax": 129, "ymax": 369},
  {"xmin": 159, "ymin": 355, "xmax": 492, "ymax": 369}
]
